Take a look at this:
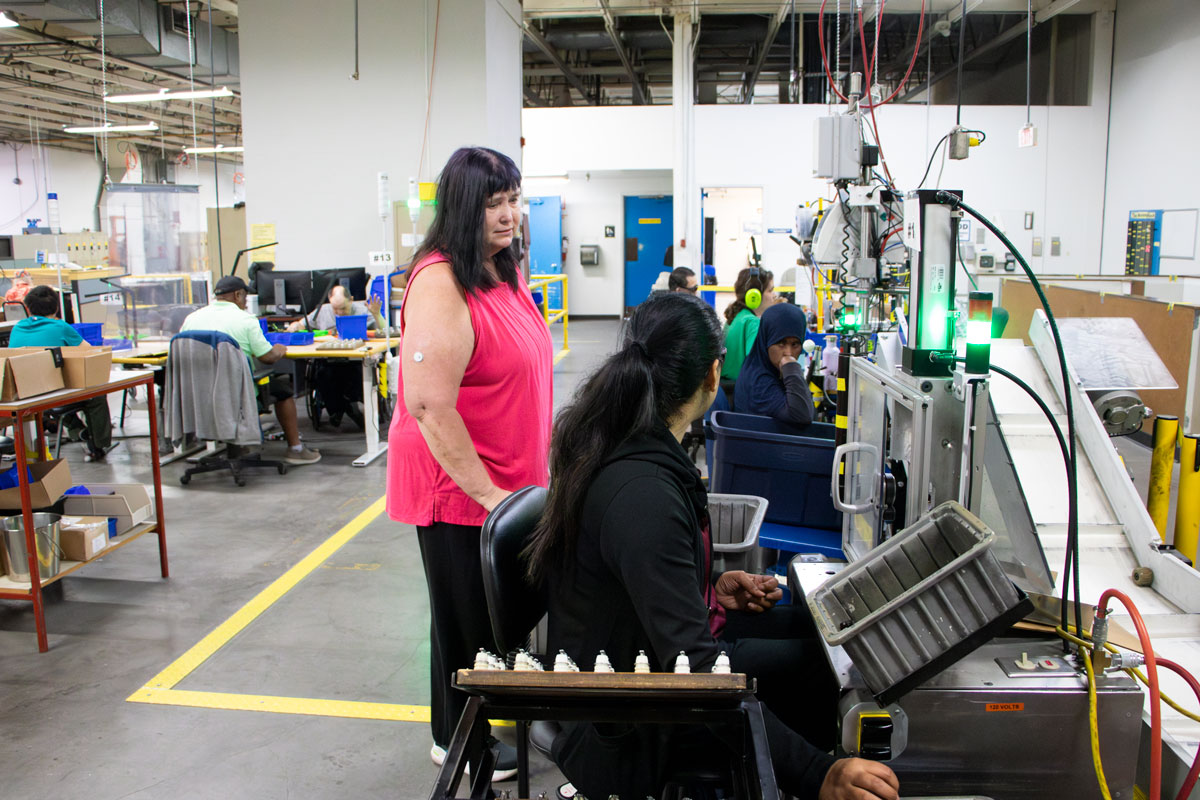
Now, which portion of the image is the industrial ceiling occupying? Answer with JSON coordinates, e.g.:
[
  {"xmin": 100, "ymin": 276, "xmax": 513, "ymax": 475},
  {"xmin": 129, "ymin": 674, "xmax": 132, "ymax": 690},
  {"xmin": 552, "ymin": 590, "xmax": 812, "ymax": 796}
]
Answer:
[{"xmin": 0, "ymin": 0, "xmax": 1106, "ymax": 162}]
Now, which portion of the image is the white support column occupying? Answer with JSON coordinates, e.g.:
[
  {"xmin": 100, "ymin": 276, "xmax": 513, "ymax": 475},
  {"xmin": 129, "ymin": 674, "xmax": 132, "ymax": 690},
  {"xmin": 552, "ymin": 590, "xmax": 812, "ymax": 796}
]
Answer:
[{"xmin": 672, "ymin": 11, "xmax": 700, "ymax": 271}]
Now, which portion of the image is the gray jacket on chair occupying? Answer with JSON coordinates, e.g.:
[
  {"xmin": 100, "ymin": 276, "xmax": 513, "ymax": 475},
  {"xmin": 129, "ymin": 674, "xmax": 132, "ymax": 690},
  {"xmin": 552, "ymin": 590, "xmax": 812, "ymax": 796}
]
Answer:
[{"xmin": 166, "ymin": 331, "xmax": 262, "ymax": 446}]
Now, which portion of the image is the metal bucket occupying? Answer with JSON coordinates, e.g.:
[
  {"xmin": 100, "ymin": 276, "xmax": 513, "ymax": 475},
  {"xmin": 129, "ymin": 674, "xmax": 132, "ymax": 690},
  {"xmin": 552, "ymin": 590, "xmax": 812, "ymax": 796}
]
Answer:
[{"xmin": 2, "ymin": 513, "xmax": 62, "ymax": 582}]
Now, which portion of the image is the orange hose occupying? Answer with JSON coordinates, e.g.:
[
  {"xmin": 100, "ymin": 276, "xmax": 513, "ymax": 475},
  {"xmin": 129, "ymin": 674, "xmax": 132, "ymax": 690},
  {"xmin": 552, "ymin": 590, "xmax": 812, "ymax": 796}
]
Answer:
[{"xmin": 1098, "ymin": 588, "xmax": 1161, "ymax": 800}]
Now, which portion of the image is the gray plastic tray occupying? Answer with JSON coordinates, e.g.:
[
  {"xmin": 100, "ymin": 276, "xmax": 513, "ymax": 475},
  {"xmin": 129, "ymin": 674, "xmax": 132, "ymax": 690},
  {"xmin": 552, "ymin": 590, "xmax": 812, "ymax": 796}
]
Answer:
[
  {"xmin": 807, "ymin": 501, "xmax": 1031, "ymax": 705},
  {"xmin": 708, "ymin": 494, "xmax": 769, "ymax": 574}
]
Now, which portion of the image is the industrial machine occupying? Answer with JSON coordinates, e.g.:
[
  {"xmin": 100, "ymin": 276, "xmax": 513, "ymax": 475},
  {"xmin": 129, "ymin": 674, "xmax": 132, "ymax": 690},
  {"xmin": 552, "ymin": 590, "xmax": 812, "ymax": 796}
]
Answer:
[{"xmin": 789, "ymin": 70, "xmax": 1199, "ymax": 800}]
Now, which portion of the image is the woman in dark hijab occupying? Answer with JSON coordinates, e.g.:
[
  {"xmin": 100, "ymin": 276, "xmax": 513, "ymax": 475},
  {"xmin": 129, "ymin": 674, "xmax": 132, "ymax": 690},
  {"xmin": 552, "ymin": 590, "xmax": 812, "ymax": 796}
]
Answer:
[{"xmin": 735, "ymin": 303, "xmax": 815, "ymax": 425}]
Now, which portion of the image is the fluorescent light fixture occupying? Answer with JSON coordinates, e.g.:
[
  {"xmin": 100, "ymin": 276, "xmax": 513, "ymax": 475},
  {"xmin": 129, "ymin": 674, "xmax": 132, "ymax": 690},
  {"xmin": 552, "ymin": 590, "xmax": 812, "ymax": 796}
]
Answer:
[
  {"xmin": 183, "ymin": 145, "xmax": 245, "ymax": 154},
  {"xmin": 0, "ymin": 12, "xmax": 19, "ymax": 27},
  {"xmin": 63, "ymin": 122, "xmax": 159, "ymax": 134},
  {"xmin": 105, "ymin": 86, "xmax": 234, "ymax": 103}
]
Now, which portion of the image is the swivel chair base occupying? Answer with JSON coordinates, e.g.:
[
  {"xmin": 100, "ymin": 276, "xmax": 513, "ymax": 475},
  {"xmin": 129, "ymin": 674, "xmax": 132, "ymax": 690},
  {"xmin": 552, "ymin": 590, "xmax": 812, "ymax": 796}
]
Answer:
[{"xmin": 180, "ymin": 444, "xmax": 288, "ymax": 487}]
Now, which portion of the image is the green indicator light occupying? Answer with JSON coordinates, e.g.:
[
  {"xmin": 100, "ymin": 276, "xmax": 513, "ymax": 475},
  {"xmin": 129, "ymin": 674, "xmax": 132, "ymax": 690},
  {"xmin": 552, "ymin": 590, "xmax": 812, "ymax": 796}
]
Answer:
[
  {"xmin": 966, "ymin": 318, "xmax": 992, "ymax": 345},
  {"xmin": 917, "ymin": 306, "xmax": 948, "ymax": 350}
]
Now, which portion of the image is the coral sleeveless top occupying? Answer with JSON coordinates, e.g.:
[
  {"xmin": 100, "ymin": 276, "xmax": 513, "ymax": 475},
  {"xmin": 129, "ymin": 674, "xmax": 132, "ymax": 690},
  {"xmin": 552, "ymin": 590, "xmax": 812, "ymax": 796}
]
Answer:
[{"xmin": 386, "ymin": 252, "xmax": 553, "ymax": 527}]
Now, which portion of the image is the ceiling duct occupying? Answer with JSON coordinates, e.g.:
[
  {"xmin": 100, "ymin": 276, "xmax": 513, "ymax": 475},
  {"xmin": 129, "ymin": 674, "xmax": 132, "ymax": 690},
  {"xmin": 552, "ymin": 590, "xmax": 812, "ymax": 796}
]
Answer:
[{"xmin": 4, "ymin": 0, "xmax": 239, "ymax": 86}]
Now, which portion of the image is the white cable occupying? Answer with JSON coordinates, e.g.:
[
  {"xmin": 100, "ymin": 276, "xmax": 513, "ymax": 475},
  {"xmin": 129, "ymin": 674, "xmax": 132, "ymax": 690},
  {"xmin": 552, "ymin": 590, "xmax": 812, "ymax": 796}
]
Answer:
[{"xmin": 99, "ymin": 0, "xmax": 108, "ymax": 181}]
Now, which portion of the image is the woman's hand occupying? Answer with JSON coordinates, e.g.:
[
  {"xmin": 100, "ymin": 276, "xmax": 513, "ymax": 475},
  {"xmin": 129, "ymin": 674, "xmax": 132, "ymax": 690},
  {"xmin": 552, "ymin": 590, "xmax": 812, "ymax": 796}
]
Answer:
[
  {"xmin": 714, "ymin": 571, "xmax": 783, "ymax": 613},
  {"xmin": 819, "ymin": 758, "xmax": 900, "ymax": 800},
  {"xmin": 480, "ymin": 487, "xmax": 513, "ymax": 513}
]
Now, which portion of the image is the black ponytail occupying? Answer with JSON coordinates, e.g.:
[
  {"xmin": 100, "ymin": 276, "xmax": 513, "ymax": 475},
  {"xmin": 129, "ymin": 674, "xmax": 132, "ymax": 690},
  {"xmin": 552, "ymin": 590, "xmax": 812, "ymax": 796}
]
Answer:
[{"xmin": 524, "ymin": 293, "xmax": 723, "ymax": 584}]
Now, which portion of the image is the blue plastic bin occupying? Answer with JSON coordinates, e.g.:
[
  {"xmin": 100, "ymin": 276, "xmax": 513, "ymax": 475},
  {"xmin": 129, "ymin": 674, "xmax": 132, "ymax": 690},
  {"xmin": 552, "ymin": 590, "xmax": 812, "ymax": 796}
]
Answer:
[
  {"xmin": 71, "ymin": 323, "xmax": 103, "ymax": 345},
  {"xmin": 101, "ymin": 338, "xmax": 132, "ymax": 350},
  {"xmin": 265, "ymin": 331, "xmax": 314, "ymax": 346},
  {"xmin": 708, "ymin": 411, "xmax": 840, "ymax": 532},
  {"xmin": 335, "ymin": 314, "xmax": 368, "ymax": 340},
  {"xmin": 259, "ymin": 318, "xmax": 268, "ymax": 333}
]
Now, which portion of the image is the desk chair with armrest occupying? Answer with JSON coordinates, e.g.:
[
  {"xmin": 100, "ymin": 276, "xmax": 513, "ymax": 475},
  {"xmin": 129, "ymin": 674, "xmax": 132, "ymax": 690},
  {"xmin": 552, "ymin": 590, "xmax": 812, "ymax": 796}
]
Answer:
[
  {"xmin": 165, "ymin": 330, "xmax": 288, "ymax": 487},
  {"xmin": 464, "ymin": 486, "xmax": 761, "ymax": 800}
]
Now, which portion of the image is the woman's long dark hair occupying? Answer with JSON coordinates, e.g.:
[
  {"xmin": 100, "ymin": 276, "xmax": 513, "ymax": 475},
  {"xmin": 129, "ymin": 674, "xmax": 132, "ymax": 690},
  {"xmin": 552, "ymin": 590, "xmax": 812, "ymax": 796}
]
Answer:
[
  {"xmin": 524, "ymin": 293, "xmax": 723, "ymax": 584},
  {"xmin": 414, "ymin": 147, "xmax": 522, "ymax": 295},
  {"xmin": 723, "ymin": 266, "xmax": 773, "ymax": 324}
]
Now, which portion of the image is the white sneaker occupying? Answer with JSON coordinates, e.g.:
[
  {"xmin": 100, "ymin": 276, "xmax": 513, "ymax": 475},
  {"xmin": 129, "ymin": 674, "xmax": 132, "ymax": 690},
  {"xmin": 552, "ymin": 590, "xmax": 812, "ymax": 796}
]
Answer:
[{"xmin": 430, "ymin": 742, "xmax": 518, "ymax": 782}]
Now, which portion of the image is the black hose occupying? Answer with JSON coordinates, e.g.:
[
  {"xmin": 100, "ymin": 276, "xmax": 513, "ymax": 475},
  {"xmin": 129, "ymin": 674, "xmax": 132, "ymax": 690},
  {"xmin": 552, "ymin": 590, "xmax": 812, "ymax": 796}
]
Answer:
[{"xmin": 937, "ymin": 191, "xmax": 1081, "ymax": 652}]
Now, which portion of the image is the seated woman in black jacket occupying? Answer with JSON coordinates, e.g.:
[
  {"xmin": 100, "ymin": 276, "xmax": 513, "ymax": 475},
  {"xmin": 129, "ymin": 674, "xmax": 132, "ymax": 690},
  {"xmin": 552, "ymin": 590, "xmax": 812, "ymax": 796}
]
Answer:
[
  {"xmin": 735, "ymin": 302, "xmax": 816, "ymax": 425},
  {"xmin": 522, "ymin": 292, "xmax": 898, "ymax": 800}
]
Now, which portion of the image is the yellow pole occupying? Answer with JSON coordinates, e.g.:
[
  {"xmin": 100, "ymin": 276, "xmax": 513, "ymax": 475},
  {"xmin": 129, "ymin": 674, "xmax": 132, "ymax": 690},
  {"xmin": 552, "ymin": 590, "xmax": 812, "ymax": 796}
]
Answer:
[
  {"xmin": 561, "ymin": 275, "xmax": 569, "ymax": 351},
  {"xmin": 1174, "ymin": 433, "xmax": 1200, "ymax": 566},
  {"xmin": 1148, "ymin": 415, "xmax": 1179, "ymax": 536}
]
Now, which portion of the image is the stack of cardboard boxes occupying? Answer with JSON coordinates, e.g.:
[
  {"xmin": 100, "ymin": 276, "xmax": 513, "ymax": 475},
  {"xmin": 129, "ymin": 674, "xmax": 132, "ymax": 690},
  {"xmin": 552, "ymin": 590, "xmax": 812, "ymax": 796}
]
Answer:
[{"xmin": 0, "ymin": 345, "xmax": 155, "ymax": 575}]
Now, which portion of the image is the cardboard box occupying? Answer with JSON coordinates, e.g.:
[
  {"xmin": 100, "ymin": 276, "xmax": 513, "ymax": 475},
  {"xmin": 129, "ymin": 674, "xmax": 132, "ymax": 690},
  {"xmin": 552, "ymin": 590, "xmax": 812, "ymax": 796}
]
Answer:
[
  {"xmin": 58, "ymin": 516, "xmax": 109, "ymax": 561},
  {"xmin": 0, "ymin": 348, "xmax": 64, "ymax": 401},
  {"xmin": 55, "ymin": 346, "xmax": 113, "ymax": 389},
  {"xmin": 0, "ymin": 459, "xmax": 71, "ymax": 510},
  {"xmin": 63, "ymin": 484, "xmax": 152, "ymax": 534}
]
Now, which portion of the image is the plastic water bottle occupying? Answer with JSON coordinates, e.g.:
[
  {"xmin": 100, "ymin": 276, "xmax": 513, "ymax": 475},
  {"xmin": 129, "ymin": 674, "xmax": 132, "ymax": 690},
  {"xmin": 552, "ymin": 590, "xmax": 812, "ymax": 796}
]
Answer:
[
  {"xmin": 822, "ymin": 335, "xmax": 839, "ymax": 395},
  {"xmin": 46, "ymin": 192, "xmax": 61, "ymax": 234}
]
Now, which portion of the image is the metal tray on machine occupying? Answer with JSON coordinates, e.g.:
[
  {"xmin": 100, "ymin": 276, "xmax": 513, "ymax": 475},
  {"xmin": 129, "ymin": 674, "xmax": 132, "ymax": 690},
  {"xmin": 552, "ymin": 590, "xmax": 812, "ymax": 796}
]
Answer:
[{"xmin": 807, "ymin": 501, "xmax": 1033, "ymax": 706}]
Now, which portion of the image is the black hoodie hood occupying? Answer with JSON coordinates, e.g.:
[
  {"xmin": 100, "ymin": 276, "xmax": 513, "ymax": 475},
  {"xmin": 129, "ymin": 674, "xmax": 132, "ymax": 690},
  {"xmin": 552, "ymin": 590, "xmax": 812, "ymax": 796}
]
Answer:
[{"xmin": 603, "ymin": 421, "xmax": 708, "ymax": 521}]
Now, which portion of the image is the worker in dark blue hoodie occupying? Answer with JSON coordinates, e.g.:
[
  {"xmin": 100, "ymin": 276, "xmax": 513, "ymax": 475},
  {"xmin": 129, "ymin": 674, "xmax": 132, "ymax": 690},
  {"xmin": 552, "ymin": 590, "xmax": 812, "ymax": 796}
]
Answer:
[
  {"xmin": 522, "ymin": 292, "xmax": 899, "ymax": 800},
  {"xmin": 735, "ymin": 302, "xmax": 816, "ymax": 426}
]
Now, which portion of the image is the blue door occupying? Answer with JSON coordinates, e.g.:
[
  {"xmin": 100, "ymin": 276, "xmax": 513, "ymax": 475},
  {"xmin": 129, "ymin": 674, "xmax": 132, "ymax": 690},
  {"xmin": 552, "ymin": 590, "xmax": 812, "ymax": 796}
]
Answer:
[
  {"xmin": 527, "ymin": 196, "xmax": 563, "ymax": 310},
  {"xmin": 623, "ymin": 195, "xmax": 674, "ymax": 310}
]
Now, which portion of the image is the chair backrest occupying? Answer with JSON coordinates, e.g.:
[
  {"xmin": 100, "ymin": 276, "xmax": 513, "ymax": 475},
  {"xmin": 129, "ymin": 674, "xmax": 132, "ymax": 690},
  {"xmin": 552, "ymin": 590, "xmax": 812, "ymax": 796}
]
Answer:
[
  {"xmin": 479, "ymin": 485, "xmax": 549, "ymax": 655},
  {"xmin": 3, "ymin": 301, "xmax": 27, "ymax": 321}
]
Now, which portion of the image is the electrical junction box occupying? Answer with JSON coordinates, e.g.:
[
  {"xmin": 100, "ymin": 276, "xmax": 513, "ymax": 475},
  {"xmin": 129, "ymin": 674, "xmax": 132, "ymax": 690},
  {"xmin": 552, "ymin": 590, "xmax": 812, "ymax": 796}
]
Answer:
[
  {"xmin": 949, "ymin": 127, "xmax": 971, "ymax": 160},
  {"xmin": 978, "ymin": 253, "xmax": 995, "ymax": 270},
  {"xmin": 579, "ymin": 245, "xmax": 600, "ymax": 266},
  {"xmin": 814, "ymin": 115, "xmax": 862, "ymax": 180}
]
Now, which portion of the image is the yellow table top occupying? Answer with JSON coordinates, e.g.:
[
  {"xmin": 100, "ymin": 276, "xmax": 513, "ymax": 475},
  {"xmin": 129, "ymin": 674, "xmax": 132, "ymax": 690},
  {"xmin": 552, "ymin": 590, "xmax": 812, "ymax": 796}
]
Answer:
[
  {"xmin": 112, "ymin": 337, "xmax": 393, "ymax": 366},
  {"xmin": 26, "ymin": 266, "xmax": 126, "ymax": 283}
]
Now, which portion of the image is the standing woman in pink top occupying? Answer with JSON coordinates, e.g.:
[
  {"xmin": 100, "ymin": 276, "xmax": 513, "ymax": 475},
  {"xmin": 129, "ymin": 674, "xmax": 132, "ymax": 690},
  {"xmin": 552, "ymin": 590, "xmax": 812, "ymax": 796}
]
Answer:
[{"xmin": 387, "ymin": 147, "xmax": 553, "ymax": 778}]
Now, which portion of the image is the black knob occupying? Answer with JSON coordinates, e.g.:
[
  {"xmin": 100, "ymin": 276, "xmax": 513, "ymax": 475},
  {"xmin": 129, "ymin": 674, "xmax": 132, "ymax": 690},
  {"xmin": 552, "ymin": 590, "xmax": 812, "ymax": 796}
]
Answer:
[{"xmin": 860, "ymin": 716, "xmax": 893, "ymax": 761}]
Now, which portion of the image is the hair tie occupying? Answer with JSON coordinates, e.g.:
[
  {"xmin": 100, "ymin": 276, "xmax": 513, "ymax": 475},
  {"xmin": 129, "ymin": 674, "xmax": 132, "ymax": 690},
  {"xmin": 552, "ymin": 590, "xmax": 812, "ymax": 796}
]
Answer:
[{"xmin": 629, "ymin": 340, "xmax": 650, "ymax": 360}]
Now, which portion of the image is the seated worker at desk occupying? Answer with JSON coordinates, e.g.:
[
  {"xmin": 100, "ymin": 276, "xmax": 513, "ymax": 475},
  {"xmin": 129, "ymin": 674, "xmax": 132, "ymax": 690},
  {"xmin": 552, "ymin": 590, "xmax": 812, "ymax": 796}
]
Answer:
[
  {"xmin": 284, "ymin": 285, "xmax": 385, "ymax": 333},
  {"xmin": 284, "ymin": 285, "xmax": 386, "ymax": 430},
  {"xmin": 283, "ymin": 284, "xmax": 381, "ymax": 429},
  {"xmin": 180, "ymin": 276, "xmax": 320, "ymax": 465},
  {"xmin": 523, "ymin": 293, "xmax": 898, "ymax": 800},
  {"xmin": 10, "ymin": 285, "xmax": 113, "ymax": 460}
]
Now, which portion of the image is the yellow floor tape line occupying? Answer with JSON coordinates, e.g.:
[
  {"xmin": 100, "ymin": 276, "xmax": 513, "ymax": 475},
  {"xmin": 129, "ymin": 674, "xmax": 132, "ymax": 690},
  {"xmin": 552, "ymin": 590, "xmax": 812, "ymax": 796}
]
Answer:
[
  {"xmin": 552, "ymin": 348, "xmax": 570, "ymax": 366},
  {"xmin": 130, "ymin": 687, "xmax": 431, "ymax": 723},
  {"xmin": 125, "ymin": 496, "xmax": 441, "ymax": 723}
]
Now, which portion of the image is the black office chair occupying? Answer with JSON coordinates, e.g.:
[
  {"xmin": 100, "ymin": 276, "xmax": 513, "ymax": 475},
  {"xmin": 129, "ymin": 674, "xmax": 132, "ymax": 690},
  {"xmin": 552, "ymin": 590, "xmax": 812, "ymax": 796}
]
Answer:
[
  {"xmin": 476, "ymin": 487, "xmax": 738, "ymax": 800},
  {"xmin": 479, "ymin": 486, "xmax": 551, "ymax": 799},
  {"xmin": 165, "ymin": 331, "xmax": 289, "ymax": 487}
]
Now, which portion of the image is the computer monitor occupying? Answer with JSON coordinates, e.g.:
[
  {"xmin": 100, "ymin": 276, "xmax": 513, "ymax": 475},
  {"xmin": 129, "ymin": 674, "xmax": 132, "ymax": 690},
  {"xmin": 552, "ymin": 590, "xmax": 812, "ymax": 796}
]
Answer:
[
  {"xmin": 311, "ymin": 267, "xmax": 369, "ymax": 305},
  {"xmin": 254, "ymin": 271, "xmax": 315, "ymax": 316}
]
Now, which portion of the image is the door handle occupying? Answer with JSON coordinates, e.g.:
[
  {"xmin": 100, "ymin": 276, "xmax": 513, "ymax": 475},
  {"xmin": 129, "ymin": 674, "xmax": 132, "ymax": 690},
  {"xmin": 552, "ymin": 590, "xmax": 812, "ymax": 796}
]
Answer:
[{"xmin": 831, "ymin": 442, "xmax": 879, "ymax": 514}]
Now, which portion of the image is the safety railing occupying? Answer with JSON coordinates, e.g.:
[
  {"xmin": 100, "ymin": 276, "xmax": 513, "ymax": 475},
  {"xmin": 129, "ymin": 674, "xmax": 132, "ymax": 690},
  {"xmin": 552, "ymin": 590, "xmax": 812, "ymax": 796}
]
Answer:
[{"xmin": 528, "ymin": 273, "xmax": 569, "ymax": 353}]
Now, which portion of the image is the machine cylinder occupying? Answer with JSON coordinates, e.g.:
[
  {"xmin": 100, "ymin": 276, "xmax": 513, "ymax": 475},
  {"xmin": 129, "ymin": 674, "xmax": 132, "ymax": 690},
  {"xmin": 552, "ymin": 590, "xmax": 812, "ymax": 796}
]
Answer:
[
  {"xmin": 1147, "ymin": 415, "xmax": 1178, "ymax": 536},
  {"xmin": 1173, "ymin": 433, "xmax": 1200, "ymax": 566}
]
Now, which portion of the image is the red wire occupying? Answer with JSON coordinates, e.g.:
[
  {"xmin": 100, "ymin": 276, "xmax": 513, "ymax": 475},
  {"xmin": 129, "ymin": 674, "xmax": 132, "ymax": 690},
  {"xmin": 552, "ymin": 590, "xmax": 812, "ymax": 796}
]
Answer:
[
  {"xmin": 1155, "ymin": 658, "xmax": 1200, "ymax": 800},
  {"xmin": 1099, "ymin": 588, "xmax": 1162, "ymax": 800},
  {"xmin": 855, "ymin": 2, "xmax": 894, "ymax": 183},
  {"xmin": 816, "ymin": 0, "xmax": 926, "ymax": 109}
]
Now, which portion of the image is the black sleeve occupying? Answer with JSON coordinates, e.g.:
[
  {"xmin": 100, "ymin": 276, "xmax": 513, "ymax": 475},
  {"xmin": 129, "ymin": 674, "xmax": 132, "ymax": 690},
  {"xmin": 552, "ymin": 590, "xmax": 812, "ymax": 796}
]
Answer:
[
  {"xmin": 598, "ymin": 475, "xmax": 720, "ymax": 673},
  {"xmin": 779, "ymin": 360, "xmax": 815, "ymax": 425}
]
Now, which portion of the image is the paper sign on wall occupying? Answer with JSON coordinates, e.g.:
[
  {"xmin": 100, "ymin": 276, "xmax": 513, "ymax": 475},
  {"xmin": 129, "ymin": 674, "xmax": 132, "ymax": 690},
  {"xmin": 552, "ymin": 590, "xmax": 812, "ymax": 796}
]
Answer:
[{"xmin": 250, "ymin": 223, "xmax": 277, "ymax": 263}]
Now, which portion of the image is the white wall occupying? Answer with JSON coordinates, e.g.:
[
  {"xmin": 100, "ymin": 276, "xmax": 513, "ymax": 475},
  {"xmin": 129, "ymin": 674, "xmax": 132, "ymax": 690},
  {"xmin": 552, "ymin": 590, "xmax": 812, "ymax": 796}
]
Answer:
[
  {"xmin": 0, "ymin": 146, "xmax": 103, "ymax": 236},
  {"xmin": 524, "ymin": 170, "xmax": 672, "ymax": 316},
  {"xmin": 240, "ymin": 0, "xmax": 522, "ymax": 271},
  {"xmin": 0, "ymin": 143, "xmax": 237, "ymax": 259},
  {"xmin": 1101, "ymin": 0, "xmax": 1200, "ymax": 276},
  {"xmin": 524, "ymin": 99, "xmax": 1110, "ymax": 315}
]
